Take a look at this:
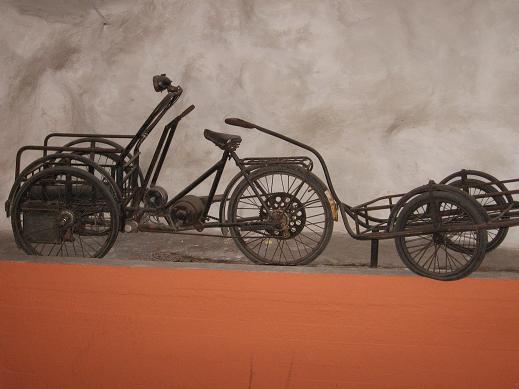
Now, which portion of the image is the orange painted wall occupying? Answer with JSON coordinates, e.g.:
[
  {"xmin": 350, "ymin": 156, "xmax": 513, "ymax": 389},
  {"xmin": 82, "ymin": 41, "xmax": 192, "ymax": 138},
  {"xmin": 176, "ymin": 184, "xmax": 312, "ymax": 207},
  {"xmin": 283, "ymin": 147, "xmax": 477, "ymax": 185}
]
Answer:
[{"xmin": 1, "ymin": 261, "xmax": 519, "ymax": 388}]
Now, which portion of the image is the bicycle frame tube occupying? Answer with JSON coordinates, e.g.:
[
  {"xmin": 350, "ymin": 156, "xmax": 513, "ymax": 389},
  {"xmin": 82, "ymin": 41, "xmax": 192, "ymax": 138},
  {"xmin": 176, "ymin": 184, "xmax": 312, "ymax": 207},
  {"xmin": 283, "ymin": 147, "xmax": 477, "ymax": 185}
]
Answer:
[
  {"xmin": 229, "ymin": 151, "xmax": 274, "ymax": 213},
  {"xmin": 112, "ymin": 92, "xmax": 185, "ymax": 206},
  {"xmin": 144, "ymin": 104, "xmax": 195, "ymax": 189},
  {"xmin": 161, "ymin": 150, "xmax": 272, "ymax": 221},
  {"xmin": 150, "ymin": 118, "xmax": 180, "ymax": 186},
  {"xmin": 117, "ymin": 91, "xmax": 180, "ymax": 165},
  {"xmin": 141, "ymin": 116, "xmax": 181, "ymax": 189},
  {"xmin": 164, "ymin": 151, "xmax": 229, "ymax": 218}
]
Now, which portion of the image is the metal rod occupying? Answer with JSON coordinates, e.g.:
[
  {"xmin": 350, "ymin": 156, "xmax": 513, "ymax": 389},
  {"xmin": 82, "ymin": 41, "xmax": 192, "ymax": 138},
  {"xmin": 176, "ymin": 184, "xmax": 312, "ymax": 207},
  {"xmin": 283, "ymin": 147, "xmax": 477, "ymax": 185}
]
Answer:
[
  {"xmin": 370, "ymin": 238, "xmax": 379, "ymax": 268},
  {"xmin": 164, "ymin": 159, "xmax": 226, "ymax": 208},
  {"xmin": 44, "ymin": 132, "xmax": 134, "ymax": 148},
  {"xmin": 151, "ymin": 118, "xmax": 180, "ymax": 186},
  {"xmin": 143, "ymin": 126, "xmax": 170, "ymax": 186},
  {"xmin": 117, "ymin": 92, "xmax": 179, "ymax": 164},
  {"xmin": 16, "ymin": 145, "xmax": 120, "ymax": 176},
  {"xmin": 202, "ymin": 152, "xmax": 228, "ymax": 218}
]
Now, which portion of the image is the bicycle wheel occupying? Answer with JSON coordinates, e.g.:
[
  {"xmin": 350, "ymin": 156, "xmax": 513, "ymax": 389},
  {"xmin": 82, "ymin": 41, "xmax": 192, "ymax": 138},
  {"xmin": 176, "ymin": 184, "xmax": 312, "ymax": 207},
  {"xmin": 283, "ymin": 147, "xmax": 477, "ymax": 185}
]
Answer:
[
  {"xmin": 228, "ymin": 166, "xmax": 333, "ymax": 265},
  {"xmin": 448, "ymin": 179, "xmax": 508, "ymax": 251},
  {"xmin": 11, "ymin": 166, "xmax": 120, "ymax": 258},
  {"xmin": 394, "ymin": 191, "xmax": 487, "ymax": 281}
]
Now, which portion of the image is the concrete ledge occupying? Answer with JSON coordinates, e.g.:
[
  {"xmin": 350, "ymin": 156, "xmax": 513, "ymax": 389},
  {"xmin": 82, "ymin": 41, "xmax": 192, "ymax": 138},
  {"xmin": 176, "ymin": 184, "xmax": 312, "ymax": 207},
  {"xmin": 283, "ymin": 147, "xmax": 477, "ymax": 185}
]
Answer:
[
  {"xmin": 4, "ymin": 254, "xmax": 519, "ymax": 280},
  {"xmin": 2, "ymin": 230, "xmax": 519, "ymax": 279}
]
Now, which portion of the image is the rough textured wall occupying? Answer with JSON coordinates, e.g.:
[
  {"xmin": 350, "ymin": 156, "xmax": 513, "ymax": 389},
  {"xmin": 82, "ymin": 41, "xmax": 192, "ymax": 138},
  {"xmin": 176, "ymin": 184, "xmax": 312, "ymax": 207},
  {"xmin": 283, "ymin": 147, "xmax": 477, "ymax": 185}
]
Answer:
[{"xmin": 1, "ymin": 0, "xmax": 519, "ymax": 242}]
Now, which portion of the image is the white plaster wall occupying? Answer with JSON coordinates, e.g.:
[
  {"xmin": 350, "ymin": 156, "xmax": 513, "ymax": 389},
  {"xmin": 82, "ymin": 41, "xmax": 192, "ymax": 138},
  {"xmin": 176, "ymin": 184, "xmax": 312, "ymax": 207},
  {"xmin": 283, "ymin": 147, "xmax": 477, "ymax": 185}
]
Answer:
[{"xmin": 1, "ymin": 0, "xmax": 519, "ymax": 244}]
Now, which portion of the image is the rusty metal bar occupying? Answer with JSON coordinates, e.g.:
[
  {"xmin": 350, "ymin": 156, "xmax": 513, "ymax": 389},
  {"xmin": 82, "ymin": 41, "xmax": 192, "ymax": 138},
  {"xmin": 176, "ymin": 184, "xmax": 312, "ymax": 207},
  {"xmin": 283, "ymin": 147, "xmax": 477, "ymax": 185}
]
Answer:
[
  {"xmin": 370, "ymin": 227, "xmax": 380, "ymax": 268},
  {"xmin": 16, "ymin": 145, "xmax": 120, "ymax": 177}
]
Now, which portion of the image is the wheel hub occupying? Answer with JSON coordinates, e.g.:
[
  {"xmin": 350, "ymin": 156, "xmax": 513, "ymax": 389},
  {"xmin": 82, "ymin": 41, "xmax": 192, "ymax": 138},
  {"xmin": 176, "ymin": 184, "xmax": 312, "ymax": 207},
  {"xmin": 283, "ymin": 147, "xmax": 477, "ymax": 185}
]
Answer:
[
  {"xmin": 57, "ymin": 210, "xmax": 75, "ymax": 242},
  {"xmin": 433, "ymin": 232, "xmax": 446, "ymax": 244},
  {"xmin": 57, "ymin": 210, "xmax": 75, "ymax": 228},
  {"xmin": 259, "ymin": 193, "xmax": 306, "ymax": 239}
]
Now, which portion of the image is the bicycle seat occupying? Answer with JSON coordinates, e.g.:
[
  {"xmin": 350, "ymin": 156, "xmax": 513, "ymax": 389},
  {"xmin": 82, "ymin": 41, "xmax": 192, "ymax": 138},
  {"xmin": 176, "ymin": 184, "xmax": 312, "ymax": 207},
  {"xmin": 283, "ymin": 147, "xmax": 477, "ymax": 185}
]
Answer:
[{"xmin": 204, "ymin": 129, "xmax": 242, "ymax": 151}]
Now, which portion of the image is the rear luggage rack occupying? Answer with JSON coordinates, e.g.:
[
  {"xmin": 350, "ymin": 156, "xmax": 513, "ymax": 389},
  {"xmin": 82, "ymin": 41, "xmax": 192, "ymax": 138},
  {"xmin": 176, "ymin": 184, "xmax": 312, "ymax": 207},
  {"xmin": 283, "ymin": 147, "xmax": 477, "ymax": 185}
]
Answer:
[{"xmin": 241, "ymin": 156, "xmax": 313, "ymax": 171}]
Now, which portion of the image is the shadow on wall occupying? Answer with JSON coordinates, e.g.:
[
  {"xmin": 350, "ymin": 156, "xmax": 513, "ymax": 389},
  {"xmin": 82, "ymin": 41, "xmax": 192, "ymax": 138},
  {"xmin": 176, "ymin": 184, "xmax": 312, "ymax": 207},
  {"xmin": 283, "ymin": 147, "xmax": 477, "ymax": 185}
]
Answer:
[{"xmin": 1, "ymin": 0, "xmax": 519, "ymax": 244}]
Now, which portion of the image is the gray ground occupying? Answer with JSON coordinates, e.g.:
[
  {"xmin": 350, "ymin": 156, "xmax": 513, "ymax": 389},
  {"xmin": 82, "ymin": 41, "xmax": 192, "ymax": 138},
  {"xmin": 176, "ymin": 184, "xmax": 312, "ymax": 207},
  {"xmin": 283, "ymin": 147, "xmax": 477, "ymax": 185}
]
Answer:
[{"xmin": 1, "ymin": 229, "xmax": 519, "ymax": 278}]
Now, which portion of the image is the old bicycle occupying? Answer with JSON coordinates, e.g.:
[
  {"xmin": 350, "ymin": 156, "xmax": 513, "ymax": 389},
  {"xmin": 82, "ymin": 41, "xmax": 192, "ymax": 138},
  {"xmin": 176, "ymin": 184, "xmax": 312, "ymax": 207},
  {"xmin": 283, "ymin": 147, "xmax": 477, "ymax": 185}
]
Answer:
[
  {"xmin": 6, "ymin": 75, "xmax": 332, "ymax": 266},
  {"xmin": 6, "ymin": 74, "xmax": 519, "ymax": 280}
]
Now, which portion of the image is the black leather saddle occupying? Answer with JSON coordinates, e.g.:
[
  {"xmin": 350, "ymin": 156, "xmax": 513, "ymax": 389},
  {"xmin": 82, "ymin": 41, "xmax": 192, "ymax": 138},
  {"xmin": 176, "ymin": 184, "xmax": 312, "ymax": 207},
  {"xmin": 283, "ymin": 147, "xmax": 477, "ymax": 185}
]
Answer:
[{"xmin": 204, "ymin": 129, "xmax": 242, "ymax": 151}]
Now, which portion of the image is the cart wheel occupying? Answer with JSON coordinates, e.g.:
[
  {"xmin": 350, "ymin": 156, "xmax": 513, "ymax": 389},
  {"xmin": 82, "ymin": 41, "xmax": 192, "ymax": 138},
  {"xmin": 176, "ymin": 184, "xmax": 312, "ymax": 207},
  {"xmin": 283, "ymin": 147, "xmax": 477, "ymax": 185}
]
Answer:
[
  {"xmin": 394, "ymin": 191, "xmax": 487, "ymax": 281},
  {"xmin": 228, "ymin": 166, "xmax": 333, "ymax": 265},
  {"xmin": 11, "ymin": 166, "xmax": 120, "ymax": 258},
  {"xmin": 448, "ymin": 179, "xmax": 508, "ymax": 251}
]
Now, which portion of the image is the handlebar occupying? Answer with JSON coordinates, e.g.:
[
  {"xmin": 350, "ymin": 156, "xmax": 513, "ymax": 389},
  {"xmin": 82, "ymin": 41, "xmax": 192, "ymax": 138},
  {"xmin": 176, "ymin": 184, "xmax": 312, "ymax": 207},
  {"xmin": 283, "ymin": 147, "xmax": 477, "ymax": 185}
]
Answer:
[{"xmin": 224, "ymin": 118, "xmax": 256, "ymax": 129}]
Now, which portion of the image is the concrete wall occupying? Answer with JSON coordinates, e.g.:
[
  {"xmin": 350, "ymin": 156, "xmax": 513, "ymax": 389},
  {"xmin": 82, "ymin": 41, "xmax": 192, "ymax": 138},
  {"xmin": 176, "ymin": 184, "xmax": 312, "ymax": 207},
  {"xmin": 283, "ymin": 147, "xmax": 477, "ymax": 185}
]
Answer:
[{"xmin": 1, "ymin": 0, "xmax": 519, "ymax": 243}]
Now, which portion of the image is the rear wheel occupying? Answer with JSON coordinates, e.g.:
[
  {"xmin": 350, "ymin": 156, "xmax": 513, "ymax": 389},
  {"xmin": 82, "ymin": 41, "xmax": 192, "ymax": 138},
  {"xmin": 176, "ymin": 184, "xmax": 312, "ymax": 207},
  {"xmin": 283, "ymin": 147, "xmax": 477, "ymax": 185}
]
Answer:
[
  {"xmin": 228, "ymin": 166, "xmax": 333, "ymax": 265},
  {"xmin": 394, "ymin": 191, "xmax": 487, "ymax": 281},
  {"xmin": 11, "ymin": 167, "xmax": 120, "ymax": 258}
]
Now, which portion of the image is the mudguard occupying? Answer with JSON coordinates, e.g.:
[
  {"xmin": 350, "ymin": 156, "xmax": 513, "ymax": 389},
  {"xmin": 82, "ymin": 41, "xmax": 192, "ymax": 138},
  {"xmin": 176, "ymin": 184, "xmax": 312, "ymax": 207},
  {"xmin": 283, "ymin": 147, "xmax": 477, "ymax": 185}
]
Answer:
[
  {"xmin": 439, "ymin": 169, "xmax": 513, "ymax": 203},
  {"xmin": 387, "ymin": 182, "xmax": 489, "ymax": 232}
]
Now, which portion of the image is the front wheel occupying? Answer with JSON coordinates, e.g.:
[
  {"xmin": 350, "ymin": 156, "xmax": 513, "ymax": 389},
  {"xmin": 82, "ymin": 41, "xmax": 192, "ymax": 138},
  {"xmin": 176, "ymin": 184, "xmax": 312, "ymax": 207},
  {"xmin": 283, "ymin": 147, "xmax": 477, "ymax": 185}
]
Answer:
[
  {"xmin": 228, "ymin": 166, "xmax": 333, "ymax": 265},
  {"xmin": 394, "ymin": 191, "xmax": 487, "ymax": 281}
]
